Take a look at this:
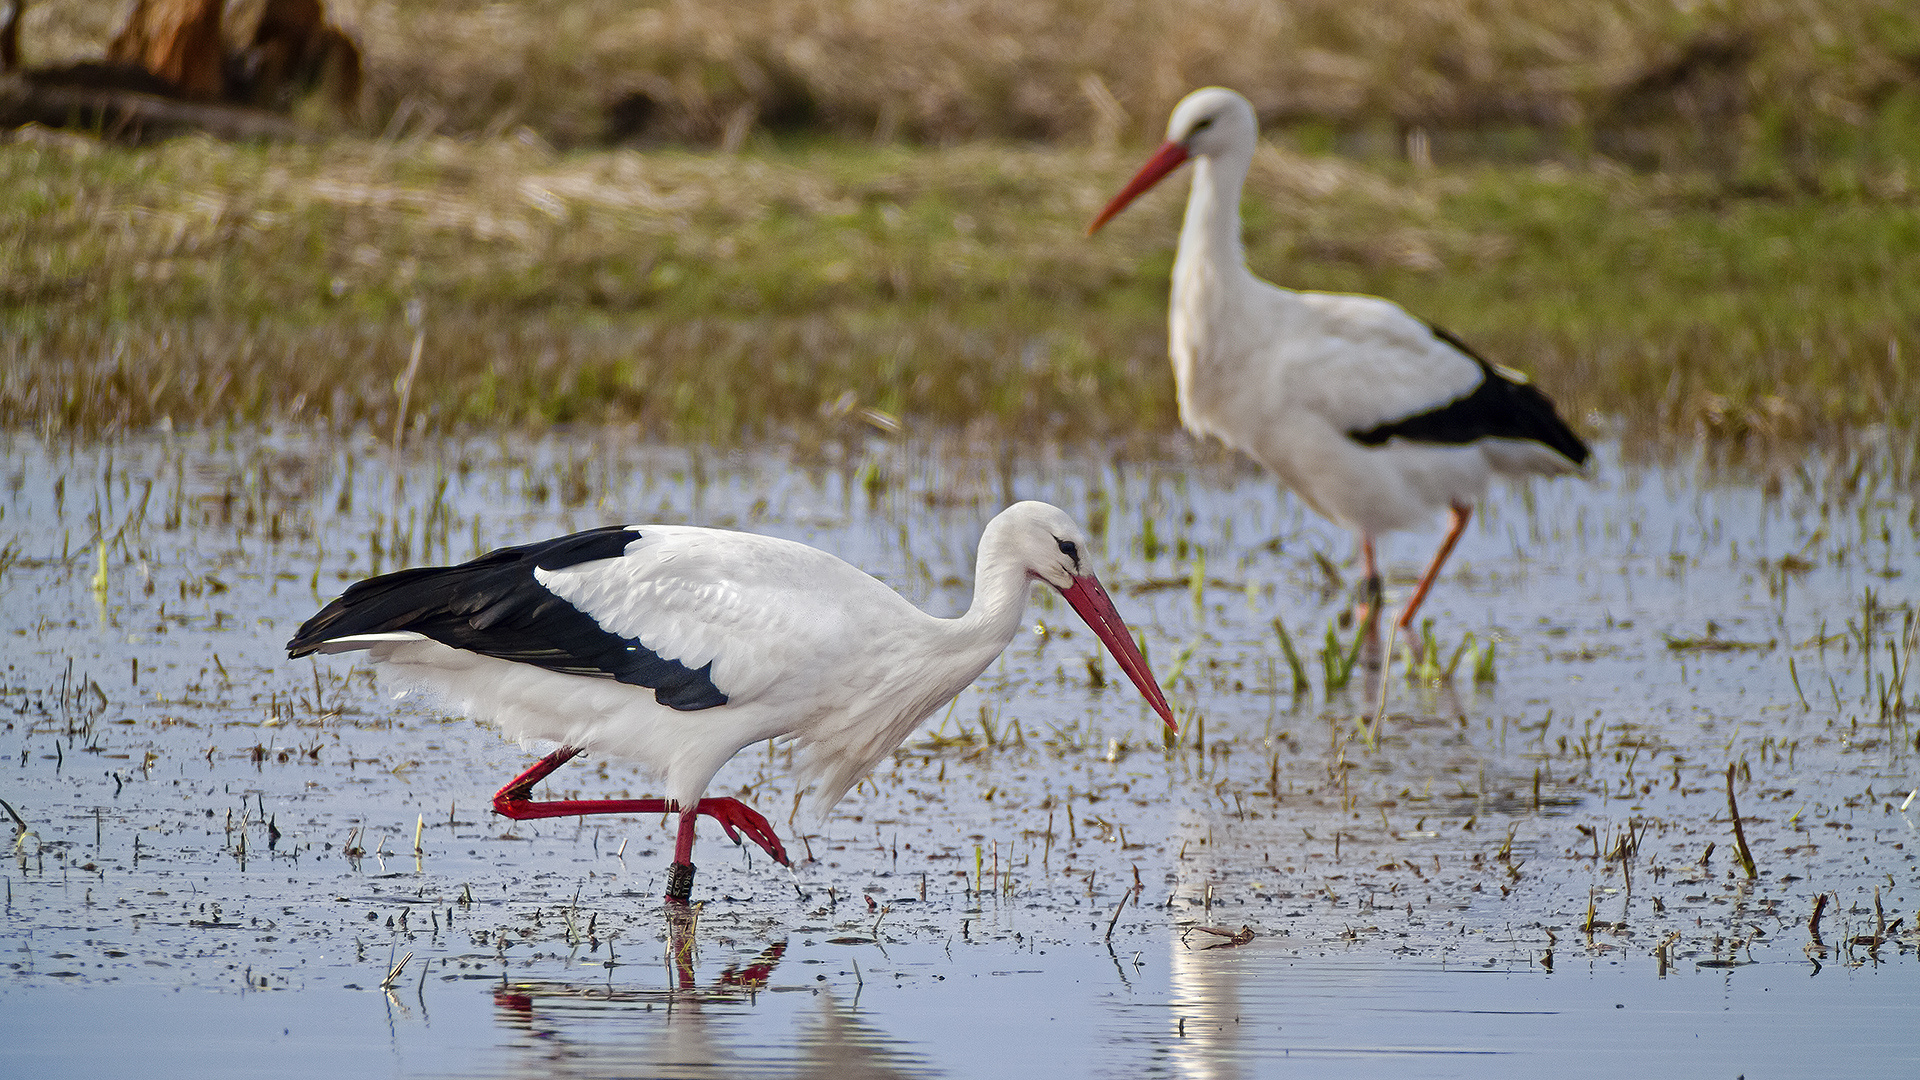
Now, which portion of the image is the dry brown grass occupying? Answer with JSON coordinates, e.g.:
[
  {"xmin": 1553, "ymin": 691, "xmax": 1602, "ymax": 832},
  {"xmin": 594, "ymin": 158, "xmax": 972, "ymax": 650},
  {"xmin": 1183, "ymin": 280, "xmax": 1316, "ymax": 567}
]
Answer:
[{"xmin": 17, "ymin": 0, "xmax": 1920, "ymax": 156}]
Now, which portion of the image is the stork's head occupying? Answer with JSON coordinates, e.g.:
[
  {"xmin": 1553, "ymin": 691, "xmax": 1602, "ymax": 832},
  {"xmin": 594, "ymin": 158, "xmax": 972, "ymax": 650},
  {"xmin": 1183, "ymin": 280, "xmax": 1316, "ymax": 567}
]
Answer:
[
  {"xmin": 987, "ymin": 501, "xmax": 1177, "ymax": 732},
  {"xmin": 992, "ymin": 500, "xmax": 1091, "ymax": 593},
  {"xmin": 1088, "ymin": 86, "xmax": 1258, "ymax": 234},
  {"xmin": 1163, "ymin": 86, "xmax": 1258, "ymax": 162}
]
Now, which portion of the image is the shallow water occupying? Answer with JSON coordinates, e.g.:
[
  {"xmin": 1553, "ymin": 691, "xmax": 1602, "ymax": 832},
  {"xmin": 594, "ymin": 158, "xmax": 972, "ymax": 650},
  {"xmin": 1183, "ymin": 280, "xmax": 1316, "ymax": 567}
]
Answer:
[{"xmin": 2, "ymin": 426, "xmax": 1916, "ymax": 1077}]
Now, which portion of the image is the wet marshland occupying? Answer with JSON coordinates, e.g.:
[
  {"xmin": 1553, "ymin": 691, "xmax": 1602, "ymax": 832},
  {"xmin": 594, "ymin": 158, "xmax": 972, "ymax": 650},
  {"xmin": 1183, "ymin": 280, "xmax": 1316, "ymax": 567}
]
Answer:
[{"xmin": 2, "ymin": 426, "xmax": 1917, "ymax": 1077}]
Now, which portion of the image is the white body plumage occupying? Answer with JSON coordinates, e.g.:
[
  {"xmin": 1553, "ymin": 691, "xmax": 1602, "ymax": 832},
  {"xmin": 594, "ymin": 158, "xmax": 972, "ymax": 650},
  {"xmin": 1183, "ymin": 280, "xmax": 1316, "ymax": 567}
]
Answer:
[
  {"xmin": 1089, "ymin": 87, "xmax": 1588, "ymax": 625},
  {"xmin": 294, "ymin": 501, "xmax": 1172, "ymax": 819},
  {"xmin": 1161, "ymin": 103, "xmax": 1580, "ymax": 537}
]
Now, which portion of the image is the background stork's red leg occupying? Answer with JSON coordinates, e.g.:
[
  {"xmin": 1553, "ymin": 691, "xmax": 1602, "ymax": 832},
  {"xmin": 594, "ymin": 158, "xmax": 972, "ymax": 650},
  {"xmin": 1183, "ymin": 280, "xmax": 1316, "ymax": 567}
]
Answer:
[
  {"xmin": 1350, "ymin": 534, "xmax": 1385, "ymax": 652},
  {"xmin": 1361, "ymin": 534, "xmax": 1381, "ymax": 611},
  {"xmin": 1397, "ymin": 502, "xmax": 1472, "ymax": 638}
]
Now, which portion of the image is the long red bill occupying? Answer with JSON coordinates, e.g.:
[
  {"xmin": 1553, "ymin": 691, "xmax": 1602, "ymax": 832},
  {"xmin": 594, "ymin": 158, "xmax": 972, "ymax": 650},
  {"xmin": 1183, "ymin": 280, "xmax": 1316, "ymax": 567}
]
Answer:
[
  {"xmin": 1087, "ymin": 140, "xmax": 1190, "ymax": 234},
  {"xmin": 1058, "ymin": 573, "xmax": 1178, "ymax": 732}
]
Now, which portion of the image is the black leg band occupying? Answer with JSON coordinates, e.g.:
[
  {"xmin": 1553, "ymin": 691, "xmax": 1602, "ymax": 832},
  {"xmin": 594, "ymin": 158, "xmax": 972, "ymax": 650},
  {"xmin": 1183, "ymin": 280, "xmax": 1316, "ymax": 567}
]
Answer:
[
  {"xmin": 665, "ymin": 861, "xmax": 695, "ymax": 904},
  {"xmin": 1361, "ymin": 573, "xmax": 1384, "ymax": 607}
]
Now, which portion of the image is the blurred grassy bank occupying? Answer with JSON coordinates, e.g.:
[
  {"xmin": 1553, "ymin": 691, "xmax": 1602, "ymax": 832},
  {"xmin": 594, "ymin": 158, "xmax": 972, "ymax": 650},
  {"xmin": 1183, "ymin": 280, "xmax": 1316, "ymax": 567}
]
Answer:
[
  {"xmin": 3, "ymin": 127, "xmax": 1914, "ymax": 447},
  {"xmin": 25, "ymin": 0, "xmax": 1920, "ymax": 163},
  {"xmin": 6, "ymin": 0, "xmax": 1917, "ymax": 448}
]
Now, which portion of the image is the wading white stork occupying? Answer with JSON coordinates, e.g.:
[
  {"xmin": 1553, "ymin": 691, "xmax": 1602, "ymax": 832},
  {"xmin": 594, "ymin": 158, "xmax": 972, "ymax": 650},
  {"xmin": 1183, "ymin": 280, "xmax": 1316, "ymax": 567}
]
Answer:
[
  {"xmin": 288, "ymin": 500, "xmax": 1174, "ymax": 903},
  {"xmin": 1090, "ymin": 86, "xmax": 1589, "ymax": 636}
]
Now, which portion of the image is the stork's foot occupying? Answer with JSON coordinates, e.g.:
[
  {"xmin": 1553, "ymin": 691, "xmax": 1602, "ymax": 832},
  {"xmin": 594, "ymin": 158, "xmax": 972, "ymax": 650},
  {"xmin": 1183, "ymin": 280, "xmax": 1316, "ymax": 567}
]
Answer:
[
  {"xmin": 696, "ymin": 797, "xmax": 791, "ymax": 866},
  {"xmin": 1392, "ymin": 628, "xmax": 1424, "ymax": 667},
  {"xmin": 1395, "ymin": 612, "xmax": 1448, "ymax": 670},
  {"xmin": 493, "ymin": 745, "xmax": 585, "ymax": 814},
  {"xmin": 1394, "ymin": 613, "xmax": 1423, "ymax": 660}
]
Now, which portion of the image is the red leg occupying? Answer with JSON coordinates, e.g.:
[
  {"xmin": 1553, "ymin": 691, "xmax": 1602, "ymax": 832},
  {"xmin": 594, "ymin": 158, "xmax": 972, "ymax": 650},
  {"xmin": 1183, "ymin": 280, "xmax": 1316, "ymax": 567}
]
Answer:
[
  {"xmin": 489, "ymin": 748, "xmax": 790, "ymax": 866},
  {"xmin": 673, "ymin": 806, "xmax": 699, "ymax": 863},
  {"xmin": 1396, "ymin": 502, "xmax": 1472, "ymax": 634}
]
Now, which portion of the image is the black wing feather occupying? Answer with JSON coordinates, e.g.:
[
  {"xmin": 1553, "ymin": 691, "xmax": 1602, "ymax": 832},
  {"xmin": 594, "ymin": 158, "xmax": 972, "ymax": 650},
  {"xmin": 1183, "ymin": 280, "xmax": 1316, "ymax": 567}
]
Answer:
[
  {"xmin": 286, "ymin": 525, "xmax": 727, "ymax": 711},
  {"xmin": 1346, "ymin": 324, "xmax": 1590, "ymax": 466}
]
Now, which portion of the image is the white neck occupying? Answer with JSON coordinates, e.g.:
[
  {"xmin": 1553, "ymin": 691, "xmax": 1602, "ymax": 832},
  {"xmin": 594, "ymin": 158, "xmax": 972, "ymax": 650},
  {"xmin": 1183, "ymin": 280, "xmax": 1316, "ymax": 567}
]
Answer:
[
  {"xmin": 953, "ymin": 534, "xmax": 1035, "ymax": 664},
  {"xmin": 1168, "ymin": 145, "xmax": 1260, "ymax": 430},
  {"xmin": 798, "ymin": 528, "xmax": 1038, "ymax": 816},
  {"xmin": 1175, "ymin": 151, "xmax": 1250, "ymax": 284}
]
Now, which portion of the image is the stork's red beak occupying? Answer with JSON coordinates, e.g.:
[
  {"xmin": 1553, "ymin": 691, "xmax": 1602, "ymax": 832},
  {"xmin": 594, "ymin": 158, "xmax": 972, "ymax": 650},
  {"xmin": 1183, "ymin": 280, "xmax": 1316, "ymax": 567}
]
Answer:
[
  {"xmin": 1058, "ymin": 573, "xmax": 1178, "ymax": 732},
  {"xmin": 1087, "ymin": 140, "xmax": 1190, "ymax": 234}
]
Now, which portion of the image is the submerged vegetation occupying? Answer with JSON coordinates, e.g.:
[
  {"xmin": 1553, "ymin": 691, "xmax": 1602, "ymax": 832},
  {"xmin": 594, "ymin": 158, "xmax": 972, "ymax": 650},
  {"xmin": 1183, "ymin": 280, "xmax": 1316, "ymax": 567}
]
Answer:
[{"xmin": 2, "ymin": 430, "xmax": 1914, "ymax": 991}]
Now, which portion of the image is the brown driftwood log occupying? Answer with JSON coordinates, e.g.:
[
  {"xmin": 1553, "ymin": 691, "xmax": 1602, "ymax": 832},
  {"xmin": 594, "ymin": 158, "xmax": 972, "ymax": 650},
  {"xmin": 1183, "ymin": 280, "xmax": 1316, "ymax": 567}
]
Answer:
[
  {"xmin": 0, "ymin": 71, "xmax": 303, "ymax": 141},
  {"xmin": 0, "ymin": 0, "xmax": 358, "ymax": 141}
]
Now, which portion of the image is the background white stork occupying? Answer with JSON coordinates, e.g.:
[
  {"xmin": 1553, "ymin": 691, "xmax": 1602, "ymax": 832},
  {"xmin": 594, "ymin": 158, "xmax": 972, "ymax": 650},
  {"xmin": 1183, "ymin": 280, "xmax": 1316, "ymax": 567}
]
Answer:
[
  {"xmin": 287, "ymin": 500, "xmax": 1175, "ymax": 903},
  {"xmin": 1090, "ymin": 86, "xmax": 1590, "ymax": 637}
]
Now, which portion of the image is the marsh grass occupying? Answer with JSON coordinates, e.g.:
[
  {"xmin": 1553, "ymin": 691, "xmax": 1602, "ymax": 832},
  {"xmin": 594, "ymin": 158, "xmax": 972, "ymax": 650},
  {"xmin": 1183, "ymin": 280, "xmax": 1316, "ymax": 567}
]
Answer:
[
  {"xmin": 8, "ymin": 3, "xmax": 1920, "ymax": 446},
  {"xmin": 2, "ymin": 122, "xmax": 1917, "ymax": 444}
]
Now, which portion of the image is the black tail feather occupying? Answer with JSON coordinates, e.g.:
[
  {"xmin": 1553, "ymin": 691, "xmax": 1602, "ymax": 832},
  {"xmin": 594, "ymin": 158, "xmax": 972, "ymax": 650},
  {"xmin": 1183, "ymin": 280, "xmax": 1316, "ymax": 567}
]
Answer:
[{"xmin": 285, "ymin": 525, "xmax": 728, "ymax": 711}]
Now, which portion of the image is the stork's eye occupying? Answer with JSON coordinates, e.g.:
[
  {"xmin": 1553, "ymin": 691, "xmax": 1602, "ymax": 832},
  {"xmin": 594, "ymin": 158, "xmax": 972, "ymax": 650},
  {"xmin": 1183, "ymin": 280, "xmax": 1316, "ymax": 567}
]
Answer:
[
  {"xmin": 1057, "ymin": 539, "xmax": 1079, "ymax": 563},
  {"xmin": 1190, "ymin": 116, "xmax": 1214, "ymax": 134}
]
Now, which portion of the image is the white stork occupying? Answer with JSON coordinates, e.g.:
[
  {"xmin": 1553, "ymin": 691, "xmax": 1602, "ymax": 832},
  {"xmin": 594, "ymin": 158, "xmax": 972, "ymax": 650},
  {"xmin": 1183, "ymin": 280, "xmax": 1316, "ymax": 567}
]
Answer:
[
  {"xmin": 1090, "ymin": 86, "xmax": 1589, "ymax": 636},
  {"xmin": 288, "ymin": 500, "xmax": 1174, "ymax": 903}
]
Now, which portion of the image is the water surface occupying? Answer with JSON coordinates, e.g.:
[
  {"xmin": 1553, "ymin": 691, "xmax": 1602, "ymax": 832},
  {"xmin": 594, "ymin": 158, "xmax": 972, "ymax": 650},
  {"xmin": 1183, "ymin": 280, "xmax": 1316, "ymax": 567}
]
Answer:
[{"xmin": 2, "ymin": 427, "xmax": 1915, "ymax": 1077}]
